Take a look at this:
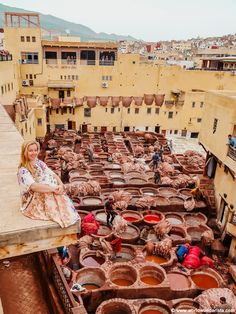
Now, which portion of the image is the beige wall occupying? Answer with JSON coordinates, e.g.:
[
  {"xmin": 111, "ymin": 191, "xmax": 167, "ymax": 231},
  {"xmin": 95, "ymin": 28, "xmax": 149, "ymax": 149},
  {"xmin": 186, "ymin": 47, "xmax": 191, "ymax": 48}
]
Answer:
[{"xmin": 0, "ymin": 60, "xmax": 19, "ymax": 105}]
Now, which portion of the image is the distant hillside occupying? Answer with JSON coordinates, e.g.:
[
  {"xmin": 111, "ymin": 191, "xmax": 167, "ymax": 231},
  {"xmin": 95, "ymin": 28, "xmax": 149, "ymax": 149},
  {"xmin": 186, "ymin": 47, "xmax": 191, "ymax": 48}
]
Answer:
[{"xmin": 0, "ymin": 3, "xmax": 136, "ymax": 41}]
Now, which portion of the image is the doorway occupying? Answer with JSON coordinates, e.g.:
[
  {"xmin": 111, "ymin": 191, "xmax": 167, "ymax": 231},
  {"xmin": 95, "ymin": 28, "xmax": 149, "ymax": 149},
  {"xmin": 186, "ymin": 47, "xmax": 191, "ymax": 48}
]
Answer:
[
  {"xmin": 124, "ymin": 126, "xmax": 130, "ymax": 132},
  {"xmin": 59, "ymin": 90, "xmax": 65, "ymax": 99},
  {"xmin": 101, "ymin": 126, "xmax": 107, "ymax": 132},
  {"xmin": 155, "ymin": 125, "xmax": 160, "ymax": 133},
  {"xmin": 181, "ymin": 129, "xmax": 187, "ymax": 137},
  {"xmin": 81, "ymin": 124, "xmax": 88, "ymax": 133},
  {"xmin": 68, "ymin": 121, "xmax": 76, "ymax": 130}
]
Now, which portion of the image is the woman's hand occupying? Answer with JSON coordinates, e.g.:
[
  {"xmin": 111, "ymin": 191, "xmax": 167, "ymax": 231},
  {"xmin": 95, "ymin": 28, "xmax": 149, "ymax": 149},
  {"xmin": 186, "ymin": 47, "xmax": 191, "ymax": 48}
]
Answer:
[{"xmin": 54, "ymin": 185, "xmax": 64, "ymax": 195}]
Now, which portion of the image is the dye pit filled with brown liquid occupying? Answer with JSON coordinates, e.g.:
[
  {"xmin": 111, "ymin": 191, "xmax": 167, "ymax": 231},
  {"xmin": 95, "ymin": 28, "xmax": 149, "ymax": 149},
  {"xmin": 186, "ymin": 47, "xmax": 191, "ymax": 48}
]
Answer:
[
  {"xmin": 145, "ymin": 255, "xmax": 168, "ymax": 264},
  {"xmin": 112, "ymin": 279, "xmax": 133, "ymax": 286},
  {"xmin": 82, "ymin": 283, "xmax": 100, "ymax": 290},
  {"xmin": 167, "ymin": 273, "xmax": 190, "ymax": 289},
  {"xmin": 169, "ymin": 231, "xmax": 184, "ymax": 240},
  {"xmin": 82, "ymin": 255, "xmax": 105, "ymax": 267},
  {"xmin": 141, "ymin": 310, "xmax": 164, "ymax": 314},
  {"xmin": 191, "ymin": 274, "xmax": 218, "ymax": 289},
  {"xmin": 141, "ymin": 276, "xmax": 161, "ymax": 285}
]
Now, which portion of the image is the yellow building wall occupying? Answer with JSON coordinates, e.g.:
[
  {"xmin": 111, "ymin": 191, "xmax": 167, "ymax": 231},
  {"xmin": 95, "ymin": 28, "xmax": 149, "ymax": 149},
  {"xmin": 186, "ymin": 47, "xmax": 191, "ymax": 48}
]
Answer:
[
  {"xmin": 0, "ymin": 60, "xmax": 19, "ymax": 105},
  {"xmin": 15, "ymin": 109, "xmax": 36, "ymax": 141}
]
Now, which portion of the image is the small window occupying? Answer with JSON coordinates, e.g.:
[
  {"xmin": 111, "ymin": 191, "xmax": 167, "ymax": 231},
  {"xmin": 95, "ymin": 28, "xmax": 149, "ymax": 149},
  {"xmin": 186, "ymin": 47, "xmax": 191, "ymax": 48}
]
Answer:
[
  {"xmin": 64, "ymin": 76, "xmax": 66, "ymax": 80},
  {"xmin": 197, "ymin": 118, "xmax": 202, "ymax": 123},
  {"xmin": 67, "ymin": 90, "xmax": 71, "ymax": 97},
  {"xmin": 111, "ymin": 108, "xmax": 115, "ymax": 114},
  {"xmin": 69, "ymin": 107, "xmax": 72, "ymax": 114},
  {"xmin": 127, "ymin": 108, "xmax": 130, "ymax": 114},
  {"xmin": 135, "ymin": 108, "xmax": 139, "ymax": 114},
  {"xmin": 20, "ymin": 36, "xmax": 25, "ymax": 42},
  {"xmin": 192, "ymin": 102, "xmax": 195, "ymax": 108},
  {"xmin": 32, "ymin": 36, "xmax": 36, "ymax": 42},
  {"xmin": 11, "ymin": 83, "xmax": 13, "ymax": 90},
  {"xmin": 105, "ymin": 108, "xmax": 108, "ymax": 112},
  {"xmin": 76, "ymin": 75, "xmax": 79, "ymax": 80},
  {"xmin": 109, "ymin": 76, "xmax": 112, "ymax": 81},
  {"xmin": 21, "ymin": 129, "xmax": 24, "ymax": 136},
  {"xmin": 60, "ymin": 75, "xmax": 63, "ymax": 80},
  {"xmin": 147, "ymin": 108, "xmax": 152, "ymax": 114},
  {"xmin": 118, "ymin": 108, "xmax": 121, "ymax": 112},
  {"xmin": 168, "ymin": 111, "xmax": 173, "ymax": 119},
  {"xmin": 1, "ymin": 86, "xmax": 4, "ymax": 94},
  {"xmin": 34, "ymin": 75, "xmax": 36, "ymax": 79},
  {"xmin": 68, "ymin": 75, "xmax": 71, "ymax": 80},
  {"xmin": 155, "ymin": 108, "xmax": 160, "ymax": 114},
  {"xmin": 56, "ymin": 108, "xmax": 59, "ymax": 114},
  {"xmin": 8, "ymin": 83, "xmax": 10, "ymax": 91},
  {"xmin": 94, "ymin": 126, "xmax": 98, "ymax": 132},
  {"xmin": 132, "ymin": 61, "xmax": 136, "ymax": 64},
  {"xmin": 145, "ymin": 126, "xmax": 149, "ymax": 131},
  {"xmin": 29, "ymin": 127, "xmax": 31, "ymax": 134},
  {"xmin": 200, "ymin": 102, "xmax": 204, "ymax": 108},
  {"xmin": 102, "ymin": 75, "xmax": 105, "ymax": 80},
  {"xmin": 37, "ymin": 118, "xmax": 42, "ymax": 126},
  {"xmin": 4, "ymin": 85, "xmax": 7, "ymax": 93},
  {"xmin": 84, "ymin": 108, "xmax": 91, "ymax": 117},
  {"xmin": 105, "ymin": 76, "xmax": 109, "ymax": 80},
  {"xmin": 29, "ymin": 74, "xmax": 33, "ymax": 79},
  {"xmin": 26, "ymin": 36, "xmax": 30, "ymax": 42},
  {"xmin": 72, "ymin": 75, "xmax": 75, "ymax": 80},
  {"xmin": 62, "ymin": 107, "xmax": 67, "ymax": 114},
  {"xmin": 25, "ymin": 123, "xmax": 27, "ymax": 132},
  {"xmin": 170, "ymin": 130, "xmax": 173, "ymax": 134},
  {"xmin": 174, "ymin": 130, "xmax": 178, "ymax": 134},
  {"xmin": 113, "ymin": 126, "xmax": 116, "ymax": 132}
]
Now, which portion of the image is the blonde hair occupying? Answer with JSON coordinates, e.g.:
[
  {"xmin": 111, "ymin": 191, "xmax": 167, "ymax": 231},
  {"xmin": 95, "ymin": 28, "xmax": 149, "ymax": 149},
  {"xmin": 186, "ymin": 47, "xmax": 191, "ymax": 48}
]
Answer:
[{"xmin": 19, "ymin": 140, "xmax": 40, "ymax": 174}]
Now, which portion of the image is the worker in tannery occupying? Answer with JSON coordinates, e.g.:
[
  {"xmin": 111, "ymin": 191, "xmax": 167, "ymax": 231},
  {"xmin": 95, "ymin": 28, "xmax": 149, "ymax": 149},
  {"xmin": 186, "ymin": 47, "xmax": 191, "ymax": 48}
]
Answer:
[{"xmin": 104, "ymin": 195, "xmax": 117, "ymax": 226}]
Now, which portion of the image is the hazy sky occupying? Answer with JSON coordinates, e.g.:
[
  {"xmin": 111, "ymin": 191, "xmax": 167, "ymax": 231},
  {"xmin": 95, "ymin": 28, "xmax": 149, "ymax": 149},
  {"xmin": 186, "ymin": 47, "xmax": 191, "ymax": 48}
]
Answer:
[{"xmin": 2, "ymin": 0, "xmax": 236, "ymax": 41}]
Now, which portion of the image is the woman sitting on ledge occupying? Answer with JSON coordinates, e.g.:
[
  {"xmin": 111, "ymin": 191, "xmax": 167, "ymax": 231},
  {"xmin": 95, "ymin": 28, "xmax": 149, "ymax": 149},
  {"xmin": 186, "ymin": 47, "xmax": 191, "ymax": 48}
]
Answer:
[{"xmin": 17, "ymin": 140, "xmax": 80, "ymax": 228}]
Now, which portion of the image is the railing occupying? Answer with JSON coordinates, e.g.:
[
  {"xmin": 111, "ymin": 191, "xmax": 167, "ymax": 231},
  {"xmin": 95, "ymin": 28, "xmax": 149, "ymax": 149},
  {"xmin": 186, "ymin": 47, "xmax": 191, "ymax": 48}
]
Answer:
[
  {"xmin": 99, "ymin": 60, "xmax": 115, "ymax": 66},
  {"xmin": 80, "ymin": 60, "xmax": 96, "ymax": 66},
  {"xmin": 51, "ymin": 256, "xmax": 82, "ymax": 314},
  {"xmin": 227, "ymin": 145, "xmax": 236, "ymax": 161},
  {"xmin": 45, "ymin": 59, "xmax": 58, "ymax": 64},
  {"xmin": 61, "ymin": 59, "xmax": 77, "ymax": 65},
  {"xmin": 0, "ymin": 54, "xmax": 13, "ymax": 62}
]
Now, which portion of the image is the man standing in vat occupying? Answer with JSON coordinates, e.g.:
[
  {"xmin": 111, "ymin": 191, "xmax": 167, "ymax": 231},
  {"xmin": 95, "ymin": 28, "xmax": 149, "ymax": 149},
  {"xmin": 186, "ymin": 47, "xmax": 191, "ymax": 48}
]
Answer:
[{"xmin": 105, "ymin": 195, "xmax": 116, "ymax": 227}]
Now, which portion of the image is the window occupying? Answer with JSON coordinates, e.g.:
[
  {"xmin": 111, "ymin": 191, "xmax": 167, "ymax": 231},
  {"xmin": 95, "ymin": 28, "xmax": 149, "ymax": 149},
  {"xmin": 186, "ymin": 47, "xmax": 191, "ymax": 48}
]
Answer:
[
  {"xmin": 155, "ymin": 108, "xmax": 160, "ymax": 114},
  {"xmin": 213, "ymin": 118, "xmax": 218, "ymax": 134},
  {"xmin": 29, "ymin": 127, "xmax": 31, "ymax": 134},
  {"xmin": 127, "ymin": 108, "xmax": 130, "ymax": 114},
  {"xmin": 56, "ymin": 109, "xmax": 59, "ymax": 114},
  {"xmin": 60, "ymin": 75, "xmax": 63, "ymax": 80},
  {"xmin": 94, "ymin": 126, "xmax": 98, "ymax": 132},
  {"xmin": 135, "ymin": 108, "xmax": 139, "ymax": 114},
  {"xmin": 76, "ymin": 75, "xmax": 79, "ymax": 80},
  {"xmin": 147, "ymin": 108, "xmax": 152, "ymax": 114},
  {"xmin": 174, "ymin": 130, "xmax": 178, "ymax": 134},
  {"xmin": 25, "ymin": 123, "xmax": 27, "ymax": 132},
  {"xmin": 170, "ymin": 130, "xmax": 173, "ymax": 134},
  {"xmin": 168, "ymin": 111, "xmax": 173, "ymax": 119},
  {"xmin": 1, "ymin": 86, "xmax": 3, "ymax": 94},
  {"xmin": 200, "ymin": 102, "xmax": 204, "ymax": 108},
  {"xmin": 105, "ymin": 108, "xmax": 108, "ymax": 112},
  {"xmin": 21, "ymin": 129, "xmax": 24, "ymax": 136},
  {"xmin": 113, "ymin": 126, "xmax": 116, "ymax": 132},
  {"xmin": 118, "ymin": 108, "xmax": 121, "ymax": 112},
  {"xmin": 29, "ymin": 74, "xmax": 33, "ymax": 79},
  {"xmin": 84, "ymin": 108, "xmax": 91, "ymax": 117},
  {"xmin": 4, "ymin": 85, "xmax": 6, "ymax": 93},
  {"xmin": 32, "ymin": 36, "xmax": 36, "ymax": 42},
  {"xmin": 8, "ymin": 84, "xmax": 10, "ymax": 92},
  {"xmin": 67, "ymin": 90, "xmax": 71, "ymax": 97},
  {"xmin": 34, "ymin": 75, "xmax": 36, "ymax": 79},
  {"xmin": 37, "ymin": 118, "xmax": 42, "ymax": 126},
  {"xmin": 72, "ymin": 75, "xmax": 75, "ymax": 80},
  {"xmin": 109, "ymin": 76, "xmax": 112, "ymax": 81},
  {"xmin": 145, "ymin": 126, "xmax": 149, "ymax": 131},
  {"xmin": 197, "ymin": 118, "xmax": 202, "ymax": 123},
  {"xmin": 69, "ymin": 107, "xmax": 72, "ymax": 114},
  {"xmin": 21, "ymin": 52, "xmax": 39, "ymax": 64},
  {"xmin": 102, "ymin": 76, "xmax": 105, "ymax": 80},
  {"xmin": 26, "ymin": 36, "xmax": 30, "ymax": 42},
  {"xmin": 20, "ymin": 36, "xmax": 25, "ymax": 42},
  {"xmin": 192, "ymin": 102, "xmax": 195, "ymax": 108},
  {"xmin": 111, "ymin": 108, "xmax": 115, "ymax": 114},
  {"xmin": 11, "ymin": 83, "xmax": 13, "ymax": 90},
  {"xmin": 62, "ymin": 107, "xmax": 67, "ymax": 114},
  {"xmin": 64, "ymin": 76, "xmax": 66, "ymax": 80}
]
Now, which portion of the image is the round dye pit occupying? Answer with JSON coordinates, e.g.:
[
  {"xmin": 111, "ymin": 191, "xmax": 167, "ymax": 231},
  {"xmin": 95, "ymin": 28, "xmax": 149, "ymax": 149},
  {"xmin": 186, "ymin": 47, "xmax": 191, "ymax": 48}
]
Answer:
[
  {"xmin": 144, "ymin": 254, "xmax": 168, "ymax": 265},
  {"xmin": 139, "ymin": 265, "xmax": 164, "ymax": 286},
  {"xmin": 158, "ymin": 187, "xmax": 177, "ymax": 197},
  {"xmin": 187, "ymin": 226, "xmax": 209, "ymax": 241},
  {"xmin": 111, "ymin": 177, "xmax": 126, "ymax": 185},
  {"xmin": 95, "ymin": 211, "xmax": 107, "ymax": 223},
  {"xmin": 121, "ymin": 211, "xmax": 143, "ymax": 224},
  {"xmin": 179, "ymin": 188, "xmax": 192, "ymax": 197},
  {"xmin": 174, "ymin": 300, "xmax": 198, "ymax": 314},
  {"xmin": 95, "ymin": 224, "xmax": 112, "ymax": 237},
  {"xmin": 75, "ymin": 268, "xmax": 106, "ymax": 291},
  {"xmin": 146, "ymin": 231, "xmax": 159, "ymax": 243},
  {"xmin": 139, "ymin": 303, "xmax": 171, "ymax": 314},
  {"xmin": 112, "ymin": 246, "xmax": 135, "ymax": 263},
  {"xmin": 184, "ymin": 213, "xmax": 207, "ymax": 226},
  {"xmin": 191, "ymin": 273, "xmax": 219, "ymax": 289},
  {"xmin": 169, "ymin": 231, "xmax": 184, "ymax": 240},
  {"xmin": 81, "ymin": 254, "xmax": 105, "ymax": 267},
  {"xmin": 109, "ymin": 265, "xmax": 137, "ymax": 287},
  {"xmin": 155, "ymin": 196, "xmax": 170, "ymax": 206},
  {"xmin": 165, "ymin": 214, "xmax": 183, "ymax": 225},
  {"xmin": 129, "ymin": 177, "xmax": 148, "ymax": 184},
  {"xmin": 70, "ymin": 177, "xmax": 88, "ymax": 183},
  {"xmin": 168, "ymin": 196, "xmax": 184, "ymax": 205},
  {"xmin": 82, "ymin": 197, "xmax": 102, "ymax": 205},
  {"xmin": 144, "ymin": 215, "xmax": 161, "ymax": 224},
  {"xmin": 124, "ymin": 188, "xmax": 141, "ymax": 195},
  {"xmin": 117, "ymin": 224, "xmax": 140, "ymax": 243},
  {"xmin": 140, "ymin": 187, "xmax": 158, "ymax": 196},
  {"xmin": 167, "ymin": 272, "xmax": 191, "ymax": 290},
  {"xmin": 97, "ymin": 301, "xmax": 134, "ymax": 314}
]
